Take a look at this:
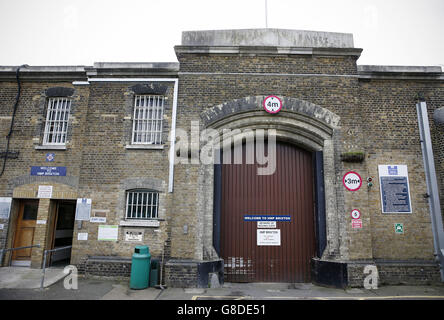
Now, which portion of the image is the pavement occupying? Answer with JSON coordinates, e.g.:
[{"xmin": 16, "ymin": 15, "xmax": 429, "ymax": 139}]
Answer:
[{"xmin": 0, "ymin": 267, "xmax": 444, "ymax": 300}]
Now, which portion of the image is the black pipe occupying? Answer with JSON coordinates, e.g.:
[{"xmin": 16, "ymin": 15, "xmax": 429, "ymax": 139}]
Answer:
[{"xmin": 0, "ymin": 64, "xmax": 28, "ymax": 177}]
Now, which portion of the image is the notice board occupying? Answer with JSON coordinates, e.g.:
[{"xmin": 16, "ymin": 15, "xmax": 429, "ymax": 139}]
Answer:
[{"xmin": 378, "ymin": 165, "xmax": 412, "ymax": 213}]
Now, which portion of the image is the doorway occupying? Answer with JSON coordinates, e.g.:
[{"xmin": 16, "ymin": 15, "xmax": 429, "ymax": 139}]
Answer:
[{"xmin": 49, "ymin": 201, "xmax": 76, "ymax": 267}]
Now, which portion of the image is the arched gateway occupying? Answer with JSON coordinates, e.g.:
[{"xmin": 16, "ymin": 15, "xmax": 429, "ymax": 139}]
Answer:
[{"xmin": 197, "ymin": 95, "xmax": 341, "ymax": 282}]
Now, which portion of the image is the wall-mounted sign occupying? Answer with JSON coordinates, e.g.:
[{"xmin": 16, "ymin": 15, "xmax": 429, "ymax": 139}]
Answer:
[
  {"xmin": 36, "ymin": 220, "xmax": 47, "ymax": 225},
  {"xmin": 45, "ymin": 153, "xmax": 55, "ymax": 162},
  {"xmin": 352, "ymin": 219, "xmax": 362, "ymax": 229},
  {"xmin": 31, "ymin": 166, "xmax": 66, "ymax": 176},
  {"xmin": 343, "ymin": 171, "xmax": 362, "ymax": 191},
  {"xmin": 90, "ymin": 217, "xmax": 106, "ymax": 223},
  {"xmin": 98, "ymin": 225, "xmax": 118, "ymax": 241},
  {"xmin": 38, "ymin": 185, "xmax": 53, "ymax": 198},
  {"xmin": 257, "ymin": 221, "xmax": 276, "ymax": 228},
  {"xmin": 244, "ymin": 215, "xmax": 291, "ymax": 222},
  {"xmin": 257, "ymin": 229, "xmax": 281, "ymax": 246},
  {"xmin": 263, "ymin": 95, "xmax": 282, "ymax": 114},
  {"xmin": 350, "ymin": 209, "xmax": 361, "ymax": 220},
  {"xmin": 0, "ymin": 197, "xmax": 12, "ymax": 219},
  {"xmin": 75, "ymin": 198, "xmax": 92, "ymax": 221},
  {"xmin": 78, "ymin": 232, "xmax": 88, "ymax": 241},
  {"xmin": 394, "ymin": 223, "xmax": 404, "ymax": 234},
  {"xmin": 378, "ymin": 165, "xmax": 412, "ymax": 213},
  {"xmin": 125, "ymin": 229, "xmax": 144, "ymax": 242}
]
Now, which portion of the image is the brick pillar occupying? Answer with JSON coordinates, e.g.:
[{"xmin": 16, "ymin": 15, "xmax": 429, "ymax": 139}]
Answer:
[{"xmin": 30, "ymin": 198, "xmax": 51, "ymax": 269}]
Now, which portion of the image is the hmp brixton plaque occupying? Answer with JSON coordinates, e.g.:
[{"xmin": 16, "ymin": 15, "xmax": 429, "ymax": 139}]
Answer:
[{"xmin": 378, "ymin": 165, "xmax": 412, "ymax": 214}]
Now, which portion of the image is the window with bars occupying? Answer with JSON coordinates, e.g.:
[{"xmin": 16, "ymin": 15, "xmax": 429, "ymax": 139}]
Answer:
[
  {"xmin": 125, "ymin": 190, "xmax": 159, "ymax": 219},
  {"xmin": 132, "ymin": 95, "xmax": 164, "ymax": 144},
  {"xmin": 43, "ymin": 97, "xmax": 72, "ymax": 145}
]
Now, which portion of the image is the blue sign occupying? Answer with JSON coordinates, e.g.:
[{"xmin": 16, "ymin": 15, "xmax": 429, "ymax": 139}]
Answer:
[
  {"xmin": 380, "ymin": 176, "xmax": 411, "ymax": 213},
  {"xmin": 30, "ymin": 166, "xmax": 67, "ymax": 176},
  {"xmin": 388, "ymin": 166, "xmax": 398, "ymax": 175},
  {"xmin": 244, "ymin": 215, "xmax": 291, "ymax": 222},
  {"xmin": 46, "ymin": 153, "xmax": 55, "ymax": 162}
]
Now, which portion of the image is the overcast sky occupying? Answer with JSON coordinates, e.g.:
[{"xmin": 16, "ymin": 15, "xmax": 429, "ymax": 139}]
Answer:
[{"xmin": 0, "ymin": 0, "xmax": 443, "ymax": 67}]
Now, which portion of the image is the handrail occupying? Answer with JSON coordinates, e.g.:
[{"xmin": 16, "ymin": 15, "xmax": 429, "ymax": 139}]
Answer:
[
  {"xmin": 40, "ymin": 245, "xmax": 72, "ymax": 289},
  {"xmin": 0, "ymin": 244, "xmax": 41, "ymax": 267}
]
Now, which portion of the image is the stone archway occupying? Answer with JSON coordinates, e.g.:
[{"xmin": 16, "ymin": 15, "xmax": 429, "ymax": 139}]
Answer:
[{"xmin": 195, "ymin": 96, "xmax": 342, "ymax": 264}]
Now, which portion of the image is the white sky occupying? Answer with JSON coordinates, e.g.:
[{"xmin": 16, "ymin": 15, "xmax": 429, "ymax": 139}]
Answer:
[{"xmin": 0, "ymin": 0, "xmax": 443, "ymax": 67}]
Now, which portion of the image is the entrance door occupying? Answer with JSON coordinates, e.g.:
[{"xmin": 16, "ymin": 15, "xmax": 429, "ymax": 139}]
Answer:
[
  {"xmin": 12, "ymin": 200, "xmax": 39, "ymax": 265},
  {"xmin": 220, "ymin": 141, "xmax": 315, "ymax": 282}
]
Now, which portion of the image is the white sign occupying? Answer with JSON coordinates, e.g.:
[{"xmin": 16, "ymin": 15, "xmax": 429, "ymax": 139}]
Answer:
[
  {"xmin": 0, "ymin": 197, "xmax": 12, "ymax": 219},
  {"xmin": 257, "ymin": 229, "xmax": 281, "ymax": 246},
  {"xmin": 0, "ymin": 224, "xmax": 4, "ymax": 230},
  {"xmin": 98, "ymin": 225, "xmax": 118, "ymax": 241},
  {"xmin": 75, "ymin": 198, "xmax": 92, "ymax": 221},
  {"xmin": 36, "ymin": 220, "xmax": 47, "ymax": 225},
  {"xmin": 77, "ymin": 232, "xmax": 88, "ymax": 241},
  {"xmin": 350, "ymin": 209, "xmax": 361, "ymax": 220},
  {"xmin": 257, "ymin": 221, "xmax": 277, "ymax": 228},
  {"xmin": 352, "ymin": 219, "xmax": 362, "ymax": 229},
  {"xmin": 38, "ymin": 185, "xmax": 53, "ymax": 198},
  {"xmin": 125, "ymin": 230, "xmax": 144, "ymax": 242},
  {"xmin": 342, "ymin": 171, "xmax": 362, "ymax": 191},
  {"xmin": 378, "ymin": 165, "xmax": 412, "ymax": 213},
  {"xmin": 90, "ymin": 217, "xmax": 106, "ymax": 223}
]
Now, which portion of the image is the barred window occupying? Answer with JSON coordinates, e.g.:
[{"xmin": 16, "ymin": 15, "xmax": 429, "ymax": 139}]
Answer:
[
  {"xmin": 125, "ymin": 190, "xmax": 159, "ymax": 219},
  {"xmin": 43, "ymin": 97, "xmax": 71, "ymax": 145},
  {"xmin": 132, "ymin": 95, "xmax": 164, "ymax": 144}
]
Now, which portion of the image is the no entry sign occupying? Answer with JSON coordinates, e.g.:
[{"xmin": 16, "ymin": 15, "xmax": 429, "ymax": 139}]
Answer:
[{"xmin": 343, "ymin": 171, "xmax": 362, "ymax": 191}]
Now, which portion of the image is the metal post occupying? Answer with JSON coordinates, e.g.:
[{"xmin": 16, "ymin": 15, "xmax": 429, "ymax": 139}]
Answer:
[
  {"xmin": 416, "ymin": 99, "xmax": 444, "ymax": 281},
  {"xmin": 0, "ymin": 249, "xmax": 4, "ymax": 267},
  {"xmin": 40, "ymin": 250, "xmax": 47, "ymax": 290}
]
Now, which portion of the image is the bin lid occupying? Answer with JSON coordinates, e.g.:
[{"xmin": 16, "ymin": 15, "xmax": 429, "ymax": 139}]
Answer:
[{"xmin": 135, "ymin": 245, "xmax": 150, "ymax": 254}]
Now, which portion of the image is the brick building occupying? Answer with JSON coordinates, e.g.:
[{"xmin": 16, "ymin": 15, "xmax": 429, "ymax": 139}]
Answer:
[{"xmin": 0, "ymin": 29, "xmax": 443, "ymax": 288}]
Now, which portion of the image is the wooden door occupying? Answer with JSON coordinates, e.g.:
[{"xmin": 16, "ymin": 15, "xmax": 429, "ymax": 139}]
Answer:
[
  {"xmin": 220, "ymin": 141, "xmax": 315, "ymax": 282},
  {"xmin": 12, "ymin": 200, "xmax": 39, "ymax": 262}
]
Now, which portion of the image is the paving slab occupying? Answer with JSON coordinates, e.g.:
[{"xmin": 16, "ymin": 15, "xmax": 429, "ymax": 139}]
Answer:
[{"xmin": 0, "ymin": 267, "xmax": 67, "ymax": 289}]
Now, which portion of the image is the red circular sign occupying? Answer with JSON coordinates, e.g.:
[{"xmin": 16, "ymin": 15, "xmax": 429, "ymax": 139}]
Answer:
[
  {"xmin": 263, "ymin": 95, "xmax": 282, "ymax": 114},
  {"xmin": 342, "ymin": 171, "xmax": 362, "ymax": 191},
  {"xmin": 350, "ymin": 209, "xmax": 361, "ymax": 220}
]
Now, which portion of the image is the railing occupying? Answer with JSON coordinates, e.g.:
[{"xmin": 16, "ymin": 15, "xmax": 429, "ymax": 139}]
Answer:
[
  {"xmin": 40, "ymin": 245, "xmax": 72, "ymax": 289},
  {"xmin": 0, "ymin": 244, "xmax": 41, "ymax": 266}
]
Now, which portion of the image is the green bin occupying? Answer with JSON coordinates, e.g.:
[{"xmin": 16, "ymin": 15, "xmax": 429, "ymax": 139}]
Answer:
[
  {"xmin": 129, "ymin": 245, "xmax": 151, "ymax": 289},
  {"xmin": 149, "ymin": 259, "xmax": 159, "ymax": 287}
]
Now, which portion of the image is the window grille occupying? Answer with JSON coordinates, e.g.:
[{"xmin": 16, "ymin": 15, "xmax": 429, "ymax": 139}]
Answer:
[
  {"xmin": 43, "ymin": 98, "xmax": 71, "ymax": 145},
  {"xmin": 125, "ymin": 190, "xmax": 159, "ymax": 219},
  {"xmin": 132, "ymin": 95, "xmax": 164, "ymax": 144}
]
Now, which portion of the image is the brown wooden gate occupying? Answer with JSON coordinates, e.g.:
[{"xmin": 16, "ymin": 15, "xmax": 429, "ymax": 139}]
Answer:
[{"xmin": 220, "ymin": 141, "xmax": 315, "ymax": 282}]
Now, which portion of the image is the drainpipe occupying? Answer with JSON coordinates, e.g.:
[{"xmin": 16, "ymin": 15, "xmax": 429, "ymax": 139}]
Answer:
[
  {"xmin": 0, "ymin": 64, "xmax": 28, "ymax": 177},
  {"xmin": 416, "ymin": 96, "xmax": 444, "ymax": 282}
]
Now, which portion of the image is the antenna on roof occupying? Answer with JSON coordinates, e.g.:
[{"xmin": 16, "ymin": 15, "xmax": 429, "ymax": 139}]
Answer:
[{"xmin": 265, "ymin": 0, "xmax": 268, "ymax": 28}]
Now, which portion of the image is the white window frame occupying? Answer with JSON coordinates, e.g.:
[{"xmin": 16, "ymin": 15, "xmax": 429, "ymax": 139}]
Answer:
[
  {"xmin": 43, "ymin": 97, "xmax": 71, "ymax": 145},
  {"xmin": 125, "ymin": 190, "xmax": 159, "ymax": 220},
  {"xmin": 132, "ymin": 95, "xmax": 164, "ymax": 145}
]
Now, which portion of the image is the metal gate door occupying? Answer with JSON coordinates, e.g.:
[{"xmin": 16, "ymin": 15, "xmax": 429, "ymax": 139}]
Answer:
[{"xmin": 220, "ymin": 141, "xmax": 315, "ymax": 282}]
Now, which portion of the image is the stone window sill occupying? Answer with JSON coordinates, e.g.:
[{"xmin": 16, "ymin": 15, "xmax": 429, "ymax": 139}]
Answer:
[
  {"xmin": 125, "ymin": 144, "xmax": 164, "ymax": 150},
  {"xmin": 35, "ymin": 145, "xmax": 67, "ymax": 150},
  {"xmin": 119, "ymin": 219, "xmax": 161, "ymax": 227}
]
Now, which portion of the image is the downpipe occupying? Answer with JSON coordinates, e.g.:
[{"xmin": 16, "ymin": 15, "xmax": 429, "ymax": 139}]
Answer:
[{"xmin": 416, "ymin": 97, "xmax": 444, "ymax": 281}]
